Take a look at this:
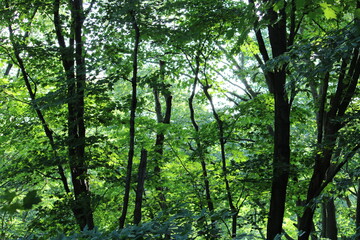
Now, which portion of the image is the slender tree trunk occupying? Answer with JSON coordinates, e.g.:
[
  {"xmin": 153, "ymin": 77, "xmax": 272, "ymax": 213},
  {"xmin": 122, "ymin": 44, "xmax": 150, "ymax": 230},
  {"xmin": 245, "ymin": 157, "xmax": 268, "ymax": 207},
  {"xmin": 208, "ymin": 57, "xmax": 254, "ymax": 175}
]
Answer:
[
  {"xmin": 152, "ymin": 60, "xmax": 172, "ymax": 211},
  {"xmin": 356, "ymin": 178, "xmax": 360, "ymax": 239},
  {"xmin": 134, "ymin": 149, "xmax": 148, "ymax": 225},
  {"xmin": 4, "ymin": 63, "xmax": 12, "ymax": 76},
  {"xmin": 188, "ymin": 55, "xmax": 215, "ymax": 215},
  {"xmin": 187, "ymin": 53, "xmax": 216, "ymax": 239},
  {"xmin": 119, "ymin": 6, "xmax": 140, "ymax": 229},
  {"xmin": 8, "ymin": 16, "xmax": 70, "ymax": 195},
  {"xmin": 202, "ymin": 85, "xmax": 238, "ymax": 238}
]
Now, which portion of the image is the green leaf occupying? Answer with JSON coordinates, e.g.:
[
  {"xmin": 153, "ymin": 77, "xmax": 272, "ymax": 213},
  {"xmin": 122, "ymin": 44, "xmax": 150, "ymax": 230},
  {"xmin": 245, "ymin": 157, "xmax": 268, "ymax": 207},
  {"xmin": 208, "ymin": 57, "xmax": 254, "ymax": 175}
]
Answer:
[
  {"xmin": 320, "ymin": 3, "xmax": 337, "ymax": 19},
  {"xmin": 273, "ymin": 0, "xmax": 285, "ymax": 12},
  {"xmin": 23, "ymin": 190, "xmax": 41, "ymax": 210}
]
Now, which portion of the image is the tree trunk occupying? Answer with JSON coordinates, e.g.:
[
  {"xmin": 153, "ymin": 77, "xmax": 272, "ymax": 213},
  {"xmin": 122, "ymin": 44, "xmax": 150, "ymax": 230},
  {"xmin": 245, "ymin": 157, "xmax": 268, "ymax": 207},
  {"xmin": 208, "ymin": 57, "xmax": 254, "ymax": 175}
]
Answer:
[
  {"xmin": 8, "ymin": 11, "xmax": 71, "ymax": 195},
  {"xmin": 134, "ymin": 149, "xmax": 148, "ymax": 225},
  {"xmin": 187, "ymin": 53, "xmax": 216, "ymax": 239},
  {"xmin": 54, "ymin": 0, "xmax": 94, "ymax": 230},
  {"xmin": 266, "ymin": 6, "xmax": 291, "ymax": 240},
  {"xmin": 250, "ymin": 1, "xmax": 291, "ymax": 238},
  {"xmin": 152, "ymin": 60, "xmax": 172, "ymax": 211},
  {"xmin": 321, "ymin": 197, "xmax": 338, "ymax": 240},
  {"xmin": 119, "ymin": 5, "xmax": 140, "ymax": 229},
  {"xmin": 69, "ymin": 0, "xmax": 94, "ymax": 231},
  {"xmin": 202, "ymin": 85, "xmax": 238, "ymax": 238},
  {"xmin": 188, "ymin": 55, "xmax": 215, "ymax": 215},
  {"xmin": 356, "ymin": 178, "xmax": 360, "ymax": 239}
]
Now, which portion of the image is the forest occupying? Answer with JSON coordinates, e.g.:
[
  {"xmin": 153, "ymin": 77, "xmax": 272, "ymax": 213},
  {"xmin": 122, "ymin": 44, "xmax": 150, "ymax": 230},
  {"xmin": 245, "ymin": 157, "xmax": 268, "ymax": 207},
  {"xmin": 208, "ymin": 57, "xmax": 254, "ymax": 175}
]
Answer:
[{"xmin": 0, "ymin": 0, "xmax": 359, "ymax": 239}]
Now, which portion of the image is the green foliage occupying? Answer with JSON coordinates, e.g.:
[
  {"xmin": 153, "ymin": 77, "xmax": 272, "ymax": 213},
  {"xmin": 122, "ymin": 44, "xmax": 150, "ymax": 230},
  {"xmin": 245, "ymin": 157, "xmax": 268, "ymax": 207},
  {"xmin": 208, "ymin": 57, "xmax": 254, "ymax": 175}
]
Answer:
[{"xmin": 1, "ymin": 0, "xmax": 360, "ymax": 239}]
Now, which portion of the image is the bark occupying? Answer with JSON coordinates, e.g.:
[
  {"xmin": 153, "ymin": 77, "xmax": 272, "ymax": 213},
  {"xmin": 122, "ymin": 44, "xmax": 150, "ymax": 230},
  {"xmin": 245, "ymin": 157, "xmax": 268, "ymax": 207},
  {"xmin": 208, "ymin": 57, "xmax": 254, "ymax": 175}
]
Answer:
[
  {"xmin": 133, "ymin": 149, "xmax": 148, "ymax": 225},
  {"xmin": 266, "ymin": 6, "xmax": 291, "ymax": 240},
  {"xmin": 321, "ymin": 197, "xmax": 338, "ymax": 240},
  {"xmin": 54, "ymin": 0, "xmax": 94, "ymax": 230},
  {"xmin": 356, "ymin": 178, "xmax": 360, "ymax": 239},
  {"xmin": 249, "ymin": 1, "xmax": 291, "ymax": 238},
  {"xmin": 119, "ymin": 6, "xmax": 140, "ymax": 229}
]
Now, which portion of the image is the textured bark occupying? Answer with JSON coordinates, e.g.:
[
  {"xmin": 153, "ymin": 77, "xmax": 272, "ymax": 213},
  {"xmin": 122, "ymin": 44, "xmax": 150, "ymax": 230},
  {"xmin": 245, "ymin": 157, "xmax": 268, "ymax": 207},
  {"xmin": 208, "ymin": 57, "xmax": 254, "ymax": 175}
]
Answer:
[
  {"xmin": 133, "ymin": 149, "xmax": 148, "ymax": 225},
  {"xmin": 119, "ymin": 6, "xmax": 140, "ymax": 229}
]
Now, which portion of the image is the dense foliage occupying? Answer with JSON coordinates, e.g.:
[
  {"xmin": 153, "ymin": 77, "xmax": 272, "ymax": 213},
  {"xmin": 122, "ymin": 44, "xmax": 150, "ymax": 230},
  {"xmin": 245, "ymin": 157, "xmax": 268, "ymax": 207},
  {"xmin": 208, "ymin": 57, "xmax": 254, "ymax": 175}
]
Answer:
[{"xmin": 0, "ymin": 0, "xmax": 359, "ymax": 239}]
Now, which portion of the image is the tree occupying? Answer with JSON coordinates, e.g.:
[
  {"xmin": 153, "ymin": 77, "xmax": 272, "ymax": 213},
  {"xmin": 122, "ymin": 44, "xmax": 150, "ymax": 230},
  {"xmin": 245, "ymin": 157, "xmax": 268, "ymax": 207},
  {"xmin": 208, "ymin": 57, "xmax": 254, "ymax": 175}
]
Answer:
[
  {"xmin": 249, "ymin": 0, "xmax": 291, "ymax": 238},
  {"xmin": 53, "ymin": 0, "xmax": 94, "ymax": 230},
  {"xmin": 1, "ymin": 0, "xmax": 359, "ymax": 239}
]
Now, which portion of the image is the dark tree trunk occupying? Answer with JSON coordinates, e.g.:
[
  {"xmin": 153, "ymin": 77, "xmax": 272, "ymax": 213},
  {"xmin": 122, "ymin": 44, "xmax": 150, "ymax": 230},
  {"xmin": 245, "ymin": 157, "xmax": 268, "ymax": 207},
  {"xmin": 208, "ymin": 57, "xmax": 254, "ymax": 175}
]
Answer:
[
  {"xmin": 54, "ymin": 0, "xmax": 94, "ymax": 230},
  {"xmin": 187, "ymin": 53, "xmax": 216, "ymax": 239},
  {"xmin": 267, "ymin": 82, "xmax": 290, "ymax": 240},
  {"xmin": 119, "ymin": 5, "xmax": 140, "ymax": 229},
  {"xmin": 321, "ymin": 197, "xmax": 338, "ymax": 240},
  {"xmin": 356, "ymin": 178, "xmax": 360, "ymax": 239},
  {"xmin": 4, "ymin": 63, "xmax": 12, "ymax": 76},
  {"xmin": 266, "ymin": 6, "xmax": 291, "ymax": 240},
  {"xmin": 298, "ymin": 44, "xmax": 359, "ymax": 240},
  {"xmin": 70, "ymin": 0, "xmax": 94, "ymax": 231},
  {"xmin": 202, "ymin": 85, "xmax": 238, "ymax": 238},
  {"xmin": 188, "ymin": 56, "xmax": 215, "ymax": 215},
  {"xmin": 134, "ymin": 149, "xmax": 148, "ymax": 225},
  {"xmin": 250, "ymin": 1, "xmax": 291, "ymax": 238}
]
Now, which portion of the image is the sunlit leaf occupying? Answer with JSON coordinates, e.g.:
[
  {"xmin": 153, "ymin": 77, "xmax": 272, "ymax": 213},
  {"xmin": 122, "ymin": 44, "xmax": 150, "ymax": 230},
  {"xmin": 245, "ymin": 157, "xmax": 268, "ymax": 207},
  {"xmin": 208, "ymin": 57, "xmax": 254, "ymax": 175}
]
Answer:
[{"xmin": 320, "ymin": 3, "xmax": 337, "ymax": 19}]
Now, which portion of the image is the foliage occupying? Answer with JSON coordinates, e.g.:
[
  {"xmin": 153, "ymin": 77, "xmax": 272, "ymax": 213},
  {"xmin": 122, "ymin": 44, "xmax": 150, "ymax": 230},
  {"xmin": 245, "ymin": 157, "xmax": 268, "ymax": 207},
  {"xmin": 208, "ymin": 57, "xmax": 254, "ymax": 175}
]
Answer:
[{"xmin": 0, "ymin": 0, "xmax": 359, "ymax": 239}]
